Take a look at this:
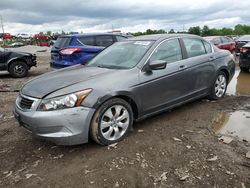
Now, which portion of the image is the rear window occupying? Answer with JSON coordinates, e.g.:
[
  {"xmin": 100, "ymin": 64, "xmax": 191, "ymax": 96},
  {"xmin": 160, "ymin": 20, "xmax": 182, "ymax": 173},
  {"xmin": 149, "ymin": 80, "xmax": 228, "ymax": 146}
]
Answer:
[
  {"xmin": 78, "ymin": 36, "xmax": 95, "ymax": 46},
  {"xmin": 221, "ymin": 37, "xmax": 232, "ymax": 43},
  {"xmin": 54, "ymin": 37, "xmax": 71, "ymax": 49}
]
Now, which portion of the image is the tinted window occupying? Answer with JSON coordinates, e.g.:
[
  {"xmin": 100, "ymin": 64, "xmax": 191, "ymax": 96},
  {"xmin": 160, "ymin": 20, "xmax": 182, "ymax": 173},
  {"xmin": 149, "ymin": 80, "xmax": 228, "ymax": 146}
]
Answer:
[
  {"xmin": 150, "ymin": 39, "xmax": 182, "ymax": 63},
  {"xmin": 54, "ymin": 37, "xmax": 71, "ymax": 49},
  {"xmin": 203, "ymin": 41, "xmax": 212, "ymax": 53},
  {"xmin": 78, "ymin": 36, "xmax": 95, "ymax": 46},
  {"xmin": 183, "ymin": 38, "xmax": 206, "ymax": 58},
  {"xmin": 116, "ymin": 35, "xmax": 127, "ymax": 42},
  {"xmin": 96, "ymin": 35, "xmax": 114, "ymax": 47}
]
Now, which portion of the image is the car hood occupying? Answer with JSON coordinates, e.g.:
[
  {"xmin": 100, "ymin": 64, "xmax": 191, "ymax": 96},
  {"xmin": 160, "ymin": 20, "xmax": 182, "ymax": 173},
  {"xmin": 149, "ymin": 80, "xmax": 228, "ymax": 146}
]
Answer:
[{"xmin": 21, "ymin": 65, "xmax": 113, "ymax": 98}]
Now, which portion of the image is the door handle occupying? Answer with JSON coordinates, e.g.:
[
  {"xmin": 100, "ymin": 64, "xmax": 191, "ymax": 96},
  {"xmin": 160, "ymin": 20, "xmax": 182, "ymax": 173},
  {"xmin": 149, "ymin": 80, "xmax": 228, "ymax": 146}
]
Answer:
[
  {"xmin": 208, "ymin": 56, "xmax": 216, "ymax": 61},
  {"xmin": 179, "ymin": 65, "xmax": 187, "ymax": 70}
]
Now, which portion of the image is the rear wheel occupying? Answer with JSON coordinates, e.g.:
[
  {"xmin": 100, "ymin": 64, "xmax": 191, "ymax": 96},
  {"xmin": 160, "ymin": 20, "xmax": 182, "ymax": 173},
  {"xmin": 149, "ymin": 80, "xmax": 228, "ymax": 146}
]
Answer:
[
  {"xmin": 90, "ymin": 98, "xmax": 133, "ymax": 145},
  {"xmin": 209, "ymin": 71, "xmax": 227, "ymax": 100},
  {"xmin": 9, "ymin": 61, "xmax": 29, "ymax": 78}
]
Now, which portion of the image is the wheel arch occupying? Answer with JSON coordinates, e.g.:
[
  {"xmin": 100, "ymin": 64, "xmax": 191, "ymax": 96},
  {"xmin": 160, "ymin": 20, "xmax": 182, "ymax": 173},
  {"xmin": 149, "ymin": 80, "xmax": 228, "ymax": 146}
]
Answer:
[
  {"xmin": 92, "ymin": 92, "xmax": 139, "ymax": 120},
  {"xmin": 7, "ymin": 57, "xmax": 27, "ymax": 71},
  {"xmin": 218, "ymin": 68, "xmax": 230, "ymax": 83}
]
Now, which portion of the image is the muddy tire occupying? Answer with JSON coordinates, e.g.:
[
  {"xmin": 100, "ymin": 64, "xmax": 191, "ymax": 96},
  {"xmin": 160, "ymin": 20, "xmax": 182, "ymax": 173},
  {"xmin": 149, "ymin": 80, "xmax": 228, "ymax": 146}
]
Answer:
[
  {"xmin": 209, "ymin": 71, "xmax": 227, "ymax": 100},
  {"xmin": 9, "ymin": 61, "xmax": 28, "ymax": 78},
  {"xmin": 90, "ymin": 98, "xmax": 133, "ymax": 145}
]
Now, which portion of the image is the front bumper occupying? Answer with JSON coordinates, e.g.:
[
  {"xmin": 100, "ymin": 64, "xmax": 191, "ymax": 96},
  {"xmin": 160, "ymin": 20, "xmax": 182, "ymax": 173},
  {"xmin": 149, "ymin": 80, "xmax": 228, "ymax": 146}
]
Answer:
[{"xmin": 14, "ymin": 105, "xmax": 95, "ymax": 145}]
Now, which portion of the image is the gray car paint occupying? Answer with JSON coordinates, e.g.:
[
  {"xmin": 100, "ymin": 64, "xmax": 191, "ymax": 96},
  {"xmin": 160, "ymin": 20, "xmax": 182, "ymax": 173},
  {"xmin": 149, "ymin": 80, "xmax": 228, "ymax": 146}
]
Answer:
[{"xmin": 16, "ymin": 34, "xmax": 235, "ymax": 145}]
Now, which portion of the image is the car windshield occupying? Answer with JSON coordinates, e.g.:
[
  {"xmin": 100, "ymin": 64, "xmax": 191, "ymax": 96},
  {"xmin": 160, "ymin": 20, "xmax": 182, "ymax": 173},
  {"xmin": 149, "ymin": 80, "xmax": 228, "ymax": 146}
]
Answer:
[{"xmin": 87, "ymin": 40, "xmax": 153, "ymax": 69}]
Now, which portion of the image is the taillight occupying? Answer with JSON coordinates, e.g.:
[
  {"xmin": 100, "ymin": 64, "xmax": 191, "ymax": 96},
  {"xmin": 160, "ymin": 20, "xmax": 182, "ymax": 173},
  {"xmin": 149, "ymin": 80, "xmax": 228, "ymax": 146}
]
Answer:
[
  {"xmin": 59, "ymin": 48, "xmax": 82, "ymax": 55},
  {"xmin": 240, "ymin": 47, "xmax": 249, "ymax": 53}
]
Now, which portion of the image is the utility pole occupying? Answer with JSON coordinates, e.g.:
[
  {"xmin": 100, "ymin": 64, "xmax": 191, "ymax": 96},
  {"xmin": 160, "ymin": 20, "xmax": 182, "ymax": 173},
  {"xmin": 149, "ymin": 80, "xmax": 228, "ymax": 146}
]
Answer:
[
  {"xmin": 0, "ymin": 15, "xmax": 5, "ymax": 47},
  {"xmin": 0, "ymin": 15, "xmax": 4, "ymax": 34}
]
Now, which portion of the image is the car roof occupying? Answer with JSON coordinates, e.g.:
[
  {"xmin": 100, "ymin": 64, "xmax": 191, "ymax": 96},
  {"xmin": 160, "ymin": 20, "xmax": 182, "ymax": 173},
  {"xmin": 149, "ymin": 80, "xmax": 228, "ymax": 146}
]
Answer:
[
  {"xmin": 203, "ymin": 36, "xmax": 219, "ymax": 40},
  {"xmin": 236, "ymin": 35, "xmax": 250, "ymax": 41},
  {"xmin": 60, "ymin": 33, "xmax": 125, "ymax": 38},
  {"xmin": 128, "ymin": 34, "xmax": 200, "ymax": 41}
]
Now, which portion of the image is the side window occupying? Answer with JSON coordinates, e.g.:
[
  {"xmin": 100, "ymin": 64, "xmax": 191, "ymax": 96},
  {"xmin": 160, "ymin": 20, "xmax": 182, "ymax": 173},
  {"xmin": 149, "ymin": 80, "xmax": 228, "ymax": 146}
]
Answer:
[
  {"xmin": 150, "ymin": 39, "xmax": 182, "ymax": 63},
  {"xmin": 221, "ymin": 37, "xmax": 232, "ymax": 43},
  {"xmin": 78, "ymin": 37, "xmax": 95, "ymax": 46},
  {"xmin": 203, "ymin": 41, "xmax": 213, "ymax": 54},
  {"xmin": 116, "ymin": 36, "xmax": 127, "ymax": 42},
  {"xmin": 183, "ymin": 38, "xmax": 206, "ymax": 58},
  {"xmin": 96, "ymin": 35, "xmax": 114, "ymax": 47},
  {"xmin": 211, "ymin": 37, "xmax": 221, "ymax": 45}
]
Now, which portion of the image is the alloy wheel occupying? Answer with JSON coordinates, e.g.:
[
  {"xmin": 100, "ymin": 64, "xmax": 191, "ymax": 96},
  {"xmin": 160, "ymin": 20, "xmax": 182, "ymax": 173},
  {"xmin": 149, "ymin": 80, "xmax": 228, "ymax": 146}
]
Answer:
[{"xmin": 100, "ymin": 105, "xmax": 130, "ymax": 141}]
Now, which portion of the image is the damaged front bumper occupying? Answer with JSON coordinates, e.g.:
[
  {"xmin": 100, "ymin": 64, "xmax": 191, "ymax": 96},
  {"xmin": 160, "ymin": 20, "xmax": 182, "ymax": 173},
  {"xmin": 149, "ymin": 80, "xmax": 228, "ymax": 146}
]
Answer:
[{"xmin": 14, "ymin": 104, "xmax": 95, "ymax": 145}]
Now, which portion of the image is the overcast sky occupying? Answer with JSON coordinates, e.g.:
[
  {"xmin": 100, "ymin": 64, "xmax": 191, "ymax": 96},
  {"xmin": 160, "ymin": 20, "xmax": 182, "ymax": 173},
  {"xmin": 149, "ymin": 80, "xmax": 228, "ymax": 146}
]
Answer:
[{"xmin": 0, "ymin": 0, "xmax": 250, "ymax": 34}]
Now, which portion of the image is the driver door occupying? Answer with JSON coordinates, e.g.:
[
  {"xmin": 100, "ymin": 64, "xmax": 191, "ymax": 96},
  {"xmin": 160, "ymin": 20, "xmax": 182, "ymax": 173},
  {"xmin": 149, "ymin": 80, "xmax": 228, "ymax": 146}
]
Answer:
[{"xmin": 136, "ymin": 38, "xmax": 194, "ymax": 115}]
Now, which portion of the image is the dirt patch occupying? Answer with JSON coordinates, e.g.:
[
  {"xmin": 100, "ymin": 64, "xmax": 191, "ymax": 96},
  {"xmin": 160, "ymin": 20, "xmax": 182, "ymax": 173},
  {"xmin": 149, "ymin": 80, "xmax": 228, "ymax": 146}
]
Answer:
[{"xmin": 0, "ymin": 53, "xmax": 249, "ymax": 187}]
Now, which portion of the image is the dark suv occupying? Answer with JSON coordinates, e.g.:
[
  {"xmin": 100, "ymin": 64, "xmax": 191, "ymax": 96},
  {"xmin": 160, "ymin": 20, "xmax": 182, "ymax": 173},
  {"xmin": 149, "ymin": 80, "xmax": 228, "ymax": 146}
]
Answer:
[
  {"xmin": 0, "ymin": 47, "xmax": 36, "ymax": 77},
  {"xmin": 50, "ymin": 33, "xmax": 128, "ymax": 69}
]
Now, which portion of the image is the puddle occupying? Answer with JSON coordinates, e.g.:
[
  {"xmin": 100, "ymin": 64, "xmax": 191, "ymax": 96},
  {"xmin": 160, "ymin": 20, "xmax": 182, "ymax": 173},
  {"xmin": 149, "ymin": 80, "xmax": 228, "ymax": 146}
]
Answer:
[
  {"xmin": 226, "ymin": 70, "xmax": 250, "ymax": 96},
  {"xmin": 213, "ymin": 111, "xmax": 250, "ymax": 142}
]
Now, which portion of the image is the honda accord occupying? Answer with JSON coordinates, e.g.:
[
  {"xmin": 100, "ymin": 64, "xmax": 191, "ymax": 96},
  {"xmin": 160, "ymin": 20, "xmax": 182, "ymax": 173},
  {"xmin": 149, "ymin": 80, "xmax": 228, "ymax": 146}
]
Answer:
[{"xmin": 14, "ymin": 34, "xmax": 235, "ymax": 145}]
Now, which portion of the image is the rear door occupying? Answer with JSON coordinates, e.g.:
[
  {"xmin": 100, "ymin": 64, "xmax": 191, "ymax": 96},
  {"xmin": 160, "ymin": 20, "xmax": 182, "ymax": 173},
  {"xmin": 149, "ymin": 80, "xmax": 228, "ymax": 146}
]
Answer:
[
  {"xmin": 181, "ymin": 37, "xmax": 216, "ymax": 94},
  {"xmin": 77, "ymin": 36, "xmax": 103, "ymax": 62}
]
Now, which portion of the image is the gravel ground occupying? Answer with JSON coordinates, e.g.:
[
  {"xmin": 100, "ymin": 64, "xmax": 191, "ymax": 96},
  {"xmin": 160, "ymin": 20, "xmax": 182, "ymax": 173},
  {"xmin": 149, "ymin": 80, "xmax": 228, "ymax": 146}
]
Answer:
[{"xmin": 0, "ymin": 48, "xmax": 249, "ymax": 188}]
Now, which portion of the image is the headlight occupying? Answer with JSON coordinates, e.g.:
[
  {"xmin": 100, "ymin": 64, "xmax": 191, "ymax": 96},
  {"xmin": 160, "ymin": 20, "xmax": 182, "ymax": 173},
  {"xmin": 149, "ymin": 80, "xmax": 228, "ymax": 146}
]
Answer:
[{"xmin": 38, "ymin": 89, "xmax": 92, "ymax": 111}]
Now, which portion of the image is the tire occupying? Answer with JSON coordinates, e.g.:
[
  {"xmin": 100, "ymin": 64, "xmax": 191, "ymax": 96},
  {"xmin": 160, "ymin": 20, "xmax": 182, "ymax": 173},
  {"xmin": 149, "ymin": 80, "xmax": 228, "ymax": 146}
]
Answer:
[
  {"xmin": 90, "ymin": 98, "xmax": 133, "ymax": 145},
  {"xmin": 9, "ymin": 61, "xmax": 29, "ymax": 78},
  {"xmin": 209, "ymin": 71, "xmax": 228, "ymax": 100},
  {"xmin": 240, "ymin": 67, "xmax": 249, "ymax": 72}
]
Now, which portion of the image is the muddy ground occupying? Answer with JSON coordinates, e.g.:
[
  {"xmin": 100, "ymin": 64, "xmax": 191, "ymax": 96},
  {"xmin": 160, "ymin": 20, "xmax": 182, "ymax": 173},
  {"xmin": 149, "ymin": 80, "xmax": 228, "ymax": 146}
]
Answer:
[{"xmin": 0, "ymin": 49, "xmax": 250, "ymax": 188}]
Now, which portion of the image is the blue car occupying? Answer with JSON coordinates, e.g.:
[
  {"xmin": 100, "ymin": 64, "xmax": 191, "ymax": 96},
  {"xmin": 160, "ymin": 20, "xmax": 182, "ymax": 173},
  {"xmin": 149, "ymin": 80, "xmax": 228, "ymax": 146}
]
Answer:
[{"xmin": 50, "ymin": 33, "xmax": 128, "ymax": 69}]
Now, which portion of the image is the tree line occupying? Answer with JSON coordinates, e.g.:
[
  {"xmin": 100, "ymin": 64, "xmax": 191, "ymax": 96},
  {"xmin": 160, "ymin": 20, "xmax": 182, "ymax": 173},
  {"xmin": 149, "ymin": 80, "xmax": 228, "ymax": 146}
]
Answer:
[{"xmin": 131, "ymin": 24, "xmax": 250, "ymax": 37}]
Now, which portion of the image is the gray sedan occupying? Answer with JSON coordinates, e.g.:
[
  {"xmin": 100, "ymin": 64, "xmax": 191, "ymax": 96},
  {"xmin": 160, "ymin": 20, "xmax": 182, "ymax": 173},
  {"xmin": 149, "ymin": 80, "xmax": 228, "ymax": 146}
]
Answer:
[{"xmin": 14, "ymin": 34, "xmax": 235, "ymax": 145}]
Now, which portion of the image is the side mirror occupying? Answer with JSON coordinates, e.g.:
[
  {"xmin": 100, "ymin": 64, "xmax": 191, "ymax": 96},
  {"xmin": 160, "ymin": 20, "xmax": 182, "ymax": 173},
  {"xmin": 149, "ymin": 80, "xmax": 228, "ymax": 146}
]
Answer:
[{"xmin": 143, "ymin": 60, "xmax": 167, "ymax": 72}]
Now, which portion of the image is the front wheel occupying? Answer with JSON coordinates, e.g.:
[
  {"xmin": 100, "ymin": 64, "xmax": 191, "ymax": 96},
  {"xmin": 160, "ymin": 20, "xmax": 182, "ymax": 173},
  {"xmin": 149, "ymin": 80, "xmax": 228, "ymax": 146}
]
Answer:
[
  {"xmin": 209, "ymin": 71, "xmax": 228, "ymax": 100},
  {"xmin": 9, "ymin": 61, "xmax": 29, "ymax": 78},
  {"xmin": 90, "ymin": 98, "xmax": 133, "ymax": 145}
]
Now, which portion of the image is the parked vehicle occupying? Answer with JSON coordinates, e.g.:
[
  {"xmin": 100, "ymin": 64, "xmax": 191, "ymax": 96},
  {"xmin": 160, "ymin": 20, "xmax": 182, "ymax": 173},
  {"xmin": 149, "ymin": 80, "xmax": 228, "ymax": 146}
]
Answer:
[
  {"xmin": 0, "ymin": 47, "xmax": 36, "ymax": 77},
  {"xmin": 235, "ymin": 35, "xmax": 250, "ymax": 54},
  {"xmin": 203, "ymin": 36, "xmax": 235, "ymax": 54},
  {"xmin": 8, "ymin": 42, "xmax": 25, "ymax": 48},
  {"xmin": 14, "ymin": 34, "xmax": 235, "ymax": 145},
  {"xmin": 0, "ymin": 33, "xmax": 14, "ymax": 39},
  {"xmin": 33, "ymin": 34, "xmax": 50, "ymax": 47},
  {"xmin": 17, "ymin": 33, "xmax": 30, "ymax": 39},
  {"xmin": 239, "ymin": 42, "xmax": 250, "ymax": 72},
  {"xmin": 50, "ymin": 33, "xmax": 128, "ymax": 69}
]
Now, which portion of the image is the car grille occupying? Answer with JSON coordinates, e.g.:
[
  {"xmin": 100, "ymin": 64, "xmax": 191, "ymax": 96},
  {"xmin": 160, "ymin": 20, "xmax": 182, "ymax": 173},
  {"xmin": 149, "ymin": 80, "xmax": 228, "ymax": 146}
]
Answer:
[{"xmin": 19, "ymin": 96, "xmax": 34, "ymax": 110}]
